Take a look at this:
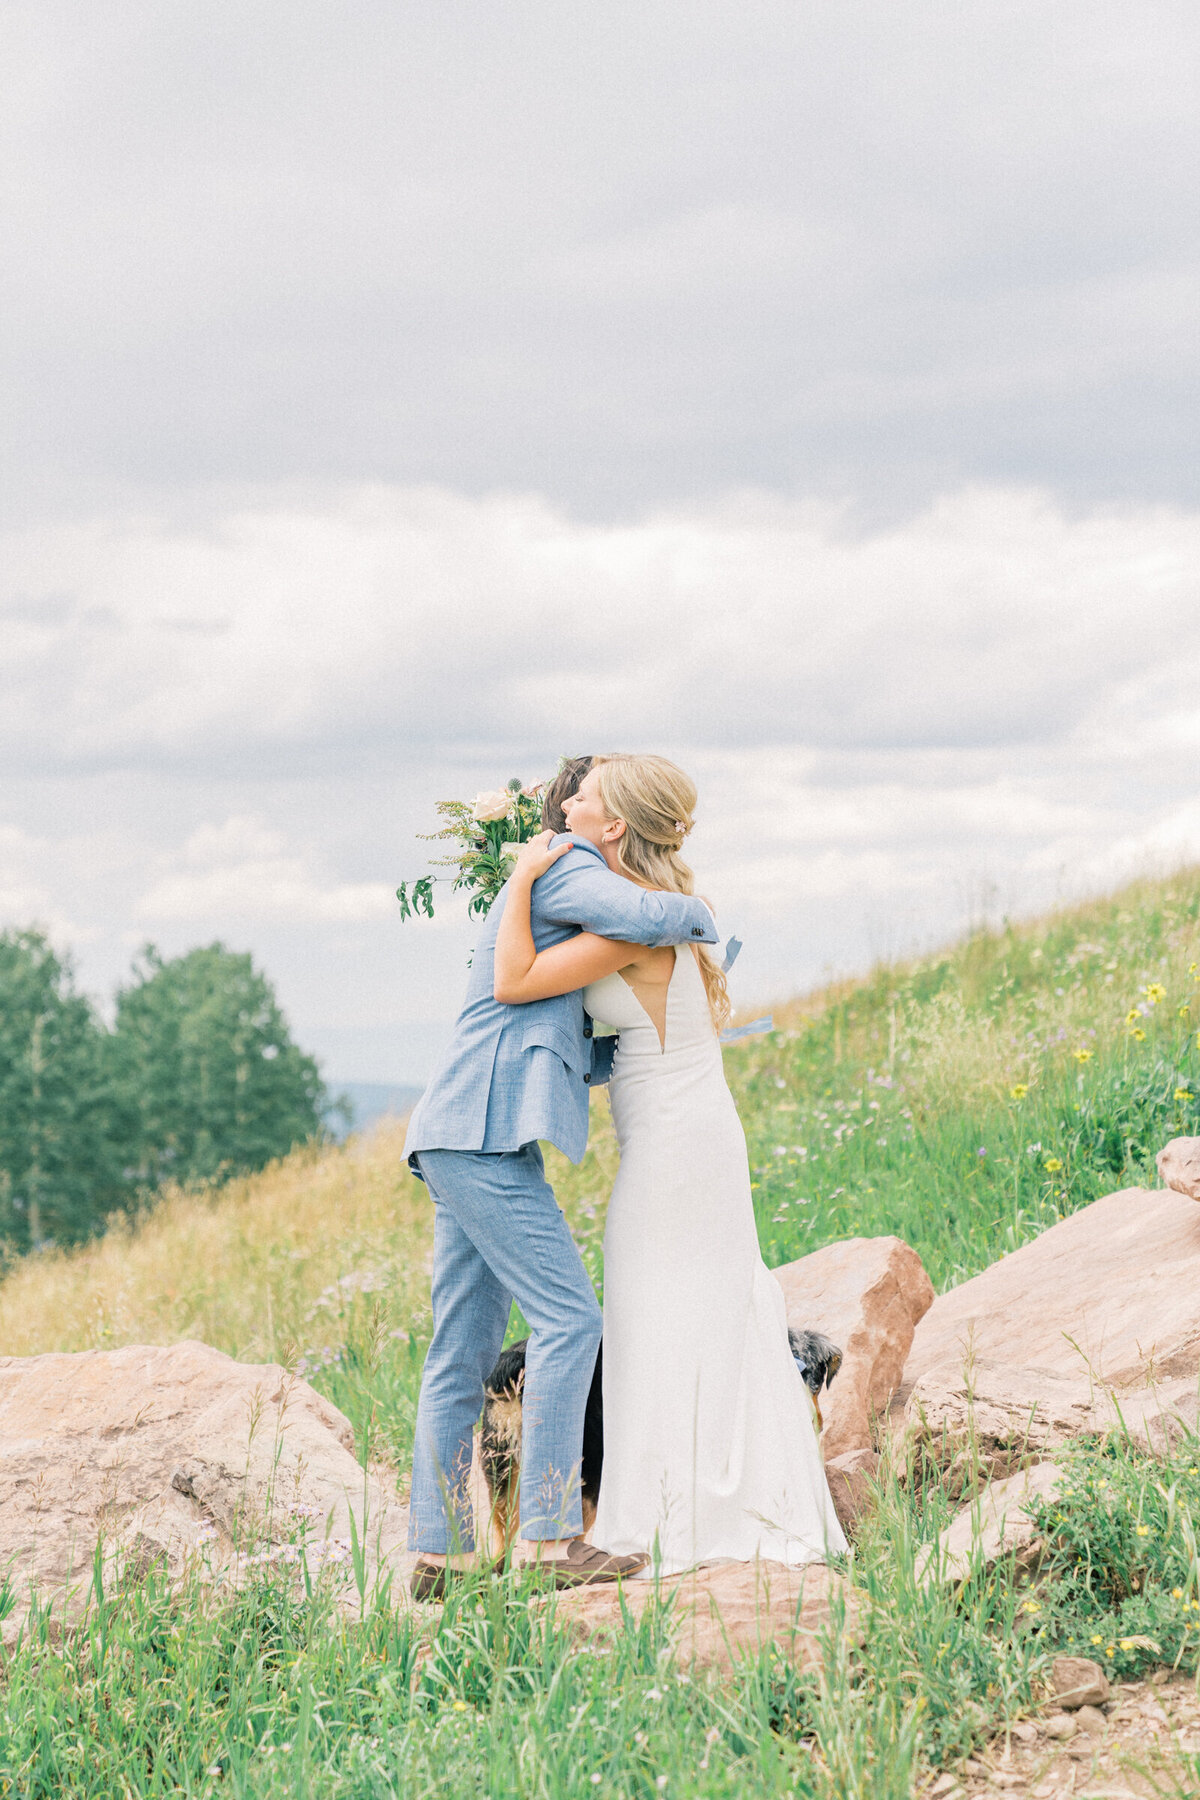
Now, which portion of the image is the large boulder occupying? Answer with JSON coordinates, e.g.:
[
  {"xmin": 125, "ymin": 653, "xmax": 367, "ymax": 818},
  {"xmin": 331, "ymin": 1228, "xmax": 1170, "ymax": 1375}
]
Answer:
[
  {"xmin": 1158, "ymin": 1137, "xmax": 1200, "ymax": 1202},
  {"xmin": 0, "ymin": 1341, "xmax": 410, "ymax": 1642},
  {"xmin": 773, "ymin": 1236, "xmax": 934, "ymax": 1460},
  {"xmin": 554, "ymin": 1558, "xmax": 855, "ymax": 1673},
  {"xmin": 895, "ymin": 1185, "xmax": 1200, "ymax": 1478}
]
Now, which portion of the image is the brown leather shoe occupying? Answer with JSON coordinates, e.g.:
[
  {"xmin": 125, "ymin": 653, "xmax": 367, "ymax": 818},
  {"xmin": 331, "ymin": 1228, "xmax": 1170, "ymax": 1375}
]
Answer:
[
  {"xmin": 410, "ymin": 1556, "xmax": 504, "ymax": 1602},
  {"xmin": 549, "ymin": 1540, "xmax": 650, "ymax": 1587}
]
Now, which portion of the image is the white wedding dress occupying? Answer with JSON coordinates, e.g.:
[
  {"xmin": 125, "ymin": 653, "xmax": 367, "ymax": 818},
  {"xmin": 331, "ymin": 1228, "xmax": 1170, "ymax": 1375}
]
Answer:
[{"xmin": 583, "ymin": 946, "xmax": 847, "ymax": 1575}]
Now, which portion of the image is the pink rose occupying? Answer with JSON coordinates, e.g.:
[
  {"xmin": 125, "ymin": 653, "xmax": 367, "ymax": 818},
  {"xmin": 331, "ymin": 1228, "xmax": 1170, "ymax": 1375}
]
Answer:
[{"xmin": 472, "ymin": 789, "xmax": 512, "ymax": 823}]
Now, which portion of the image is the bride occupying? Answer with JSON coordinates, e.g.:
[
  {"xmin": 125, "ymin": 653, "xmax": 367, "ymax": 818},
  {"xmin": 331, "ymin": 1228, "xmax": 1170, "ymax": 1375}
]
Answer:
[{"xmin": 493, "ymin": 754, "xmax": 845, "ymax": 1574}]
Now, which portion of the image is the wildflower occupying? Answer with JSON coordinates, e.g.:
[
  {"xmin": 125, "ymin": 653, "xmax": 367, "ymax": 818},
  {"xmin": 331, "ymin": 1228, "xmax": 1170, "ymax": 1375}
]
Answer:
[
  {"xmin": 646, "ymin": 1689, "xmax": 663, "ymax": 1702},
  {"xmin": 590, "ymin": 1776, "xmax": 603, "ymax": 1787},
  {"xmin": 1145, "ymin": 983, "xmax": 1167, "ymax": 1005},
  {"xmin": 1175, "ymin": 1088, "xmax": 1194, "ymax": 1103},
  {"xmin": 1010, "ymin": 1083, "xmax": 1029, "ymax": 1100},
  {"xmin": 1131, "ymin": 1028, "xmax": 1146, "ymax": 1041},
  {"xmin": 1073, "ymin": 1048, "xmax": 1093, "ymax": 1063},
  {"xmin": 1020, "ymin": 1599, "xmax": 1041, "ymax": 1614},
  {"xmin": 1173, "ymin": 1588, "xmax": 1184, "ymax": 1599},
  {"xmin": 1119, "ymin": 1638, "xmax": 1137, "ymax": 1650},
  {"xmin": 1126, "ymin": 1009, "xmax": 1141, "ymax": 1025},
  {"xmin": 1180, "ymin": 1005, "xmax": 1191, "ymax": 1018},
  {"xmin": 1044, "ymin": 1157, "xmax": 1063, "ymax": 1173},
  {"xmin": 977, "ymin": 1146, "xmax": 987, "ymax": 1158},
  {"xmin": 1135, "ymin": 1524, "xmax": 1149, "ymax": 1537},
  {"xmin": 1105, "ymin": 1645, "xmax": 1115, "ymax": 1658},
  {"xmin": 453, "ymin": 1700, "xmax": 468, "ymax": 1713},
  {"xmin": 1091, "ymin": 1634, "xmax": 1103, "ymax": 1645},
  {"xmin": 1191, "ymin": 962, "xmax": 1198, "ymax": 976}
]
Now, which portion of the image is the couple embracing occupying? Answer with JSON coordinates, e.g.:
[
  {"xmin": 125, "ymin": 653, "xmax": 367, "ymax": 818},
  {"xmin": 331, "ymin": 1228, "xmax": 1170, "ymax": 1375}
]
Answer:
[{"xmin": 404, "ymin": 754, "xmax": 845, "ymax": 1598}]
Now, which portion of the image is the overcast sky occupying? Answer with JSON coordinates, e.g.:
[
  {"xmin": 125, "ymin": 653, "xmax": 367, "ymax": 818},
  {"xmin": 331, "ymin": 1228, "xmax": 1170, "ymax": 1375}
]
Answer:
[{"xmin": 2, "ymin": 2, "xmax": 1198, "ymax": 1083}]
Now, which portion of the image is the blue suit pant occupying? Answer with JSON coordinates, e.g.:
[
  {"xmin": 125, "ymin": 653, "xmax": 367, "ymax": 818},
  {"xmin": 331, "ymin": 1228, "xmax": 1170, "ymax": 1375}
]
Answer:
[{"xmin": 407, "ymin": 1144, "xmax": 603, "ymax": 1551}]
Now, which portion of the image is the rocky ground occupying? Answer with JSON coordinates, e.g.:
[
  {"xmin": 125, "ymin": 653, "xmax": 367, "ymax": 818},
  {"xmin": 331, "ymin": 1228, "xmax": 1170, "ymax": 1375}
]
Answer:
[{"xmin": 940, "ymin": 1669, "xmax": 1200, "ymax": 1799}]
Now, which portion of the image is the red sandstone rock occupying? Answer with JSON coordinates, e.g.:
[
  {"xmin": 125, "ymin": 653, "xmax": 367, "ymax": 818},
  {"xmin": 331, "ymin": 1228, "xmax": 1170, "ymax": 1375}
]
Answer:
[
  {"xmin": 1157, "ymin": 1136, "xmax": 1200, "ymax": 1202},
  {"xmin": 895, "ymin": 1185, "xmax": 1200, "ymax": 1476},
  {"xmin": 554, "ymin": 1558, "xmax": 855, "ymax": 1672},
  {"xmin": 773, "ymin": 1236, "xmax": 934, "ymax": 1460},
  {"xmin": 0, "ymin": 1341, "xmax": 408, "ymax": 1642}
]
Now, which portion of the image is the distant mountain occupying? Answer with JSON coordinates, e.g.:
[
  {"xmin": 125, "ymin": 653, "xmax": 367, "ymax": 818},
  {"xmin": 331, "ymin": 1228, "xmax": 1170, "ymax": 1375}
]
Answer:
[{"xmin": 324, "ymin": 1081, "xmax": 423, "ymax": 1141}]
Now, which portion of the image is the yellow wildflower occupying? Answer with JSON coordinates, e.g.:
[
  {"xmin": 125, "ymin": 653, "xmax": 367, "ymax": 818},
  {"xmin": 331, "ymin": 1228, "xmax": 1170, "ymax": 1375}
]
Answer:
[
  {"xmin": 1119, "ymin": 1637, "xmax": 1136, "ymax": 1650},
  {"xmin": 1131, "ymin": 1027, "xmax": 1146, "ymax": 1041},
  {"xmin": 1020, "ymin": 1599, "xmax": 1041, "ymax": 1614},
  {"xmin": 1125, "ymin": 1009, "xmax": 1141, "ymax": 1025},
  {"xmin": 1010, "ymin": 1083, "xmax": 1028, "ymax": 1100},
  {"xmin": 1091, "ymin": 1634, "xmax": 1103, "ymax": 1645},
  {"xmin": 1145, "ymin": 983, "xmax": 1167, "ymax": 1004},
  {"xmin": 1175, "ymin": 1089, "xmax": 1194, "ymax": 1103},
  {"xmin": 1135, "ymin": 1523, "xmax": 1149, "ymax": 1535},
  {"xmin": 1190, "ymin": 961, "xmax": 1198, "ymax": 976},
  {"xmin": 1180, "ymin": 1004, "xmax": 1191, "ymax": 1018},
  {"xmin": 1072, "ymin": 1048, "xmax": 1093, "ymax": 1063},
  {"xmin": 453, "ymin": 1700, "xmax": 468, "ymax": 1712},
  {"xmin": 1044, "ymin": 1156, "xmax": 1063, "ymax": 1173},
  {"xmin": 1105, "ymin": 1645, "xmax": 1115, "ymax": 1658},
  {"xmin": 1172, "ymin": 1588, "xmax": 1183, "ymax": 1599}
]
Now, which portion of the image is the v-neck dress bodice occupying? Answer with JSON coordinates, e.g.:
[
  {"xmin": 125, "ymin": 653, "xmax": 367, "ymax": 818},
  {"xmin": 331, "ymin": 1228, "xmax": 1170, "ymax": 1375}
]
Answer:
[{"xmin": 580, "ymin": 948, "xmax": 845, "ymax": 1574}]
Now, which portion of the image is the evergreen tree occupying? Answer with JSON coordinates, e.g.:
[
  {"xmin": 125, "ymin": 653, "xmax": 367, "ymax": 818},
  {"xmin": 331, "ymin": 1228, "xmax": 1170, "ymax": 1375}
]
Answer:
[
  {"xmin": 110, "ymin": 944, "xmax": 326, "ymax": 1189},
  {"xmin": 0, "ymin": 930, "xmax": 128, "ymax": 1250}
]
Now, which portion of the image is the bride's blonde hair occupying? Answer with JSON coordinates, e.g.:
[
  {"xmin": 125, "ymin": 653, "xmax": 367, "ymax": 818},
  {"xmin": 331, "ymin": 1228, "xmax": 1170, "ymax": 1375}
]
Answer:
[{"xmin": 591, "ymin": 754, "xmax": 731, "ymax": 1031}]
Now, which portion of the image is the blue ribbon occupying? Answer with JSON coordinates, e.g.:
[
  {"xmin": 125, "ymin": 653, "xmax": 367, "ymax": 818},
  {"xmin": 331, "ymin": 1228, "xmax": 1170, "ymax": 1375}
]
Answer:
[
  {"xmin": 719, "ymin": 1014, "xmax": 774, "ymax": 1044},
  {"xmin": 721, "ymin": 934, "xmax": 743, "ymax": 973}
]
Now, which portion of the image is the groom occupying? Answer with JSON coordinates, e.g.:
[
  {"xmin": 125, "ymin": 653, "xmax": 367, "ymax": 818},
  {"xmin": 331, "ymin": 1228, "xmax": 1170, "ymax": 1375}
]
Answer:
[{"xmin": 403, "ymin": 756, "xmax": 719, "ymax": 1595}]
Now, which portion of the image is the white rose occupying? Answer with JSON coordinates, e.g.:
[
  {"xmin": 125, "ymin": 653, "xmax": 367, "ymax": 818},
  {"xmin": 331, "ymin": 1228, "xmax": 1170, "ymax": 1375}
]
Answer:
[{"xmin": 472, "ymin": 789, "xmax": 512, "ymax": 823}]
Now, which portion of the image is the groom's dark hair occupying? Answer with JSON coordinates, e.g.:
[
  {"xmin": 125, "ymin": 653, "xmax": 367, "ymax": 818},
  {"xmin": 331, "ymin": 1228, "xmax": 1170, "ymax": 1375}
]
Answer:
[{"xmin": 541, "ymin": 756, "xmax": 593, "ymax": 833}]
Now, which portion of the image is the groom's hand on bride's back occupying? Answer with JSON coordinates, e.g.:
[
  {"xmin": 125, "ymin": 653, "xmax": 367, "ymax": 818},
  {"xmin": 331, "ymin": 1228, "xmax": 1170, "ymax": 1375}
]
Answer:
[{"xmin": 511, "ymin": 830, "xmax": 575, "ymax": 882}]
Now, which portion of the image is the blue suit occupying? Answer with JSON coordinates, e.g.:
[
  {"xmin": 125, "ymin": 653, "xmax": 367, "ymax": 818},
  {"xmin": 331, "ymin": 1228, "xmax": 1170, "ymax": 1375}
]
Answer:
[
  {"xmin": 405, "ymin": 836, "xmax": 717, "ymax": 1165},
  {"xmin": 405, "ymin": 837, "xmax": 717, "ymax": 1551}
]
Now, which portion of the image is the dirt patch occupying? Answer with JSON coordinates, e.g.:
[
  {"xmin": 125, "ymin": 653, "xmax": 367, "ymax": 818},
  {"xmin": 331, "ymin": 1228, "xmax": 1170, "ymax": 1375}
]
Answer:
[{"xmin": 929, "ymin": 1671, "xmax": 1200, "ymax": 1799}]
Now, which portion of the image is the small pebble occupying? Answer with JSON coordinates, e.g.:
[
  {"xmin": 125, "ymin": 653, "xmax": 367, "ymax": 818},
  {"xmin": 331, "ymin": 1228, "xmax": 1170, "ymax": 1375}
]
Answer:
[
  {"xmin": 1011, "ymin": 1722, "xmax": 1038, "ymax": 1744},
  {"xmin": 1041, "ymin": 1715, "xmax": 1075, "ymax": 1740},
  {"xmin": 1074, "ymin": 1704, "xmax": 1107, "ymax": 1736}
]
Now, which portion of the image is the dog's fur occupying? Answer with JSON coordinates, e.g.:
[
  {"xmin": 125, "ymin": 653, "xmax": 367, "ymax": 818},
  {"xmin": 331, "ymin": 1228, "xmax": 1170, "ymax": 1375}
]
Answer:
[
  {"xmin": 787, "ymin": 1326, "xmax": 842, "ymax": 1432},
  {"xmin": 479, "ymin": 1326, "xmax": 841, "ymax": 1551}
]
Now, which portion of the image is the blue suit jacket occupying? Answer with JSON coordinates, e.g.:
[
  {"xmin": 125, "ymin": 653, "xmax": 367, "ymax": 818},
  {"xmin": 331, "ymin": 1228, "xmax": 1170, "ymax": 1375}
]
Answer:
[{"xmin": 404, "ymin": 836, "xmax": 719, "ymax": 1166}]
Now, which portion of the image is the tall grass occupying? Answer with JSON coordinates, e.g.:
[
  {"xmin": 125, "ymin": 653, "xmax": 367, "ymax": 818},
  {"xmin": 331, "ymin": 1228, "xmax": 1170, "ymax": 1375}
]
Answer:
[{"xmin": 3, "ymin": 867, "xmax": 1200, "ymax": 1795}]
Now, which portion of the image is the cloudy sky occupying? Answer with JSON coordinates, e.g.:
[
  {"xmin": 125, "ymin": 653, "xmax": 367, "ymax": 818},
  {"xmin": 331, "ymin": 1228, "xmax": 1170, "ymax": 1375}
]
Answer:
[{"xmin": 2, "ymin": 1, "xmax": 1198, "ymax": 1082}]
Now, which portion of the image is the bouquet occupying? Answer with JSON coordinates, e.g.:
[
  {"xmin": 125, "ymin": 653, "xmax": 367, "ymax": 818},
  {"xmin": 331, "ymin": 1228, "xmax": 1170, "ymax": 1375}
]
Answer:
[{"xmin": 397, "ymin": 777, "xmax": 550, "ymax": 922}]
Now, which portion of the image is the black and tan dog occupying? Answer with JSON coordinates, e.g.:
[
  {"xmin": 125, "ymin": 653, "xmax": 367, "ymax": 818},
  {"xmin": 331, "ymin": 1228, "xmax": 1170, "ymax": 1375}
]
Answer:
[{"xmin": 479, "ymin": 1327, "xmax": 842, "ymax": 1552}]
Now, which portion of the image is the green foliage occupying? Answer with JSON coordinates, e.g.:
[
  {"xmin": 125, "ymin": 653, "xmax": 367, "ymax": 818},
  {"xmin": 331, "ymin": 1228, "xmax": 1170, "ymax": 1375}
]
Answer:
[
  {"xmin": 1020, "ymin": 1434, "xmax": 1200, "ymax": 1680},
  {"xmin": 714, "ymin": 871, "xmax": 1200, "ymax": 1290},
  {"xmin": 398, "ymin": 777, "xmax": 550, "ymax": 922},
  {"xmin": 0, "ymin": 930, "xmax": 127, "ymax": 1251},
  {"xmin": 109, "ymin": 944, "xmax": 326, "ymax": 1191}
]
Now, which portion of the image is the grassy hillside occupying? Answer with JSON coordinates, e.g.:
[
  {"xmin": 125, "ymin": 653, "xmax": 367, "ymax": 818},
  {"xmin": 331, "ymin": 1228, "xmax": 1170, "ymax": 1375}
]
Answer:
[{"xmin": 2, "ymin": 868, "xmax": 1199, "ymax": 1798}]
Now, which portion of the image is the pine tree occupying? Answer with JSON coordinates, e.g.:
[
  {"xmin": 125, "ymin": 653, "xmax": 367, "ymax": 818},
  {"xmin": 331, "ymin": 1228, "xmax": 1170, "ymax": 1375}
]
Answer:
[
  {"xmin": 109, "ymin": 944, "xmax": 326, "ymax": 1189},
  {"xmin": 0, "ymin": 930, "xmax": 128, "ymax": 1250}
]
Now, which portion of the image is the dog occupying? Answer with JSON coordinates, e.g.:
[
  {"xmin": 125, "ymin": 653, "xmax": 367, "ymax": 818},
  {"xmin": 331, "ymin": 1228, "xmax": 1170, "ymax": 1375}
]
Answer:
[
  {"xmin": 479, "ymin": 1326, "xmax": 841, "ymax": 1553},
  {"xmin": 787, "ymin": 1326, "xmax": 843, "ymax": 1431}
]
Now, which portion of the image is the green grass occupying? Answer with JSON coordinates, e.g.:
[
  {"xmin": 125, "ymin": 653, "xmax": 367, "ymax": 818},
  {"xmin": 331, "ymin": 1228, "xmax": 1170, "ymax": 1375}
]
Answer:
[{"xmin": 4, "ymin": 866, "xmax": 1200, "ymax": 1796}]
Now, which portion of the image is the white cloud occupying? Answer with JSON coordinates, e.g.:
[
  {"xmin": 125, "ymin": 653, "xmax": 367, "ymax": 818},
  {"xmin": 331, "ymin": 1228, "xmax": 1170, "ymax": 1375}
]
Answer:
[
  {"xmin": 135, "ymin": 815, "xmax": 395, "ymax": 925},
  {"xmin": 2, "ymin": 483, "xmax": 1198, "ymax": 779},
  {"xmin": 3, "ymin": 478, "xmax": 1199, "ymax": 1070},
  {"xmin": 3, "ymin": 3, "xmax": 1198, "ymax": 513}
]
